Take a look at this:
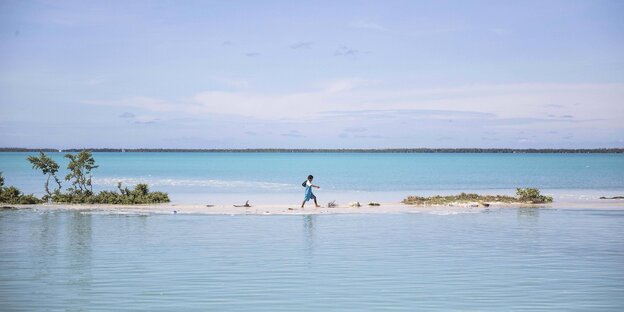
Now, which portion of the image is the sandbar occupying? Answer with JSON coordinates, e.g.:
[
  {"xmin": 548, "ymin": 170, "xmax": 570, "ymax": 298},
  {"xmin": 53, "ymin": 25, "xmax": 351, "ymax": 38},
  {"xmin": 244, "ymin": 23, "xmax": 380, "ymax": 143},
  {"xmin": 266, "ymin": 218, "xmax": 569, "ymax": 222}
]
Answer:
[{"xmin": 3, "ymin": 197, "xmax": 624, "ymax": 215}]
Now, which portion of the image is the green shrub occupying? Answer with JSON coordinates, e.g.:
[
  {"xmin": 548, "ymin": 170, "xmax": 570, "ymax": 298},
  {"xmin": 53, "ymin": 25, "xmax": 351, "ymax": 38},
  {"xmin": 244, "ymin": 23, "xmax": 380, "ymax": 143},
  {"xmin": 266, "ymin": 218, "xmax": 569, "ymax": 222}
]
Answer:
[
  {"xmin": 64, "ymin": 150, "xmax": 98, "ymax": 194},
  {"xmin": 0, "ymin": 172, "xmax": 43, "ymax": 204},
  {"xmin": 516, "ymin": 188, "xmax": 553, "ymax": 203},
  {"xmin": 50, "ymin": 183, "xmax": 169, "ymax": 204},
  {"xmin": 27, "ymin": 151, "xmax": 62, "ymax": 197},
  {"xmin": 18, "ymin": 194, "xmax": 43, "ymax": 204},
  {"xmin": 403, "ymin": 188, "xmax": 554, "ymax": 205},
  {"xmin": 1, "ymin": 186, "xmax": 22, "ymax": 203},
  {"xmin": 26, "ymin": 151, "xmax": 170, "ymax": 205},
  {"xmin": 402, "ymin": 193, "xmax": 518, "ymax": 205},
  {"xmin": 135, "ymin": 183, "xmax": 149, "ymax": 196},
  {"xmin": 144, "ymin": 191, "xmax": 169, "ymax": 203}
]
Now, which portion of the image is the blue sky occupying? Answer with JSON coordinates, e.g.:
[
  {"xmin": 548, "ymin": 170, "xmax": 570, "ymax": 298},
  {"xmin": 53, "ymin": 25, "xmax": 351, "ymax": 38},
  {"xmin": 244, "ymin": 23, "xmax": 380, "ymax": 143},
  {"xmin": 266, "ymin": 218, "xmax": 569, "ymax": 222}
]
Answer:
[{"xmin": 1, "ymin": 0, "xmax": 623, "ymax": 148}]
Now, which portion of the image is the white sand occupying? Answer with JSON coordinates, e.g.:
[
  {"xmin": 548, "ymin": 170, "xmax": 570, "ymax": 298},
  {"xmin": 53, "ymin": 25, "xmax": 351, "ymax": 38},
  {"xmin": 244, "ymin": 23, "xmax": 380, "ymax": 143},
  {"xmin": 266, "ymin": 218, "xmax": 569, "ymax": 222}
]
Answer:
[{"xmin": 5, "ymin": 198, "xmax": 624, "ymax": 215}]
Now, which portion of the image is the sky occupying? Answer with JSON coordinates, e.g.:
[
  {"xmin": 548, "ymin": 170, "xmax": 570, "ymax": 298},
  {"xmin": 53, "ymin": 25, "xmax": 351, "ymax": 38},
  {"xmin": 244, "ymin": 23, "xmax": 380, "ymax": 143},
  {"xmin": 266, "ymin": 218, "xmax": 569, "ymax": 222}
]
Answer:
[{"xmin": 1, "ymin": 0, "xmax": 623, "ymax": 149}]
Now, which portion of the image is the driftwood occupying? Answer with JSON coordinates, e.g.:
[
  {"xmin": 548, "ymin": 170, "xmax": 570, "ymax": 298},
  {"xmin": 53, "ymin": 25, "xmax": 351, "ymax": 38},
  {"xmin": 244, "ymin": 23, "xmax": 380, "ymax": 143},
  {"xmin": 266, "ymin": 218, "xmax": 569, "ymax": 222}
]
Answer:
[{"xmin": 233, "ymin": 200, "xmax": 251, "ymax": 207}]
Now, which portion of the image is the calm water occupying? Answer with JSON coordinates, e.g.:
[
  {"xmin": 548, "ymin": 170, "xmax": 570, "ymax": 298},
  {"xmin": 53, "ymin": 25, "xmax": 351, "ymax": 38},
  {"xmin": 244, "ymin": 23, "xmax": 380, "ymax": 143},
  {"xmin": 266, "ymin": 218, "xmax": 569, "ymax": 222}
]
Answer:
[
  {"xmin": 1, "ymin": 152, "xmax": 623, "ymax": 203},
  {"xmin": 1, "ymin": 208, "xmax": 623, "ymax": 311}
]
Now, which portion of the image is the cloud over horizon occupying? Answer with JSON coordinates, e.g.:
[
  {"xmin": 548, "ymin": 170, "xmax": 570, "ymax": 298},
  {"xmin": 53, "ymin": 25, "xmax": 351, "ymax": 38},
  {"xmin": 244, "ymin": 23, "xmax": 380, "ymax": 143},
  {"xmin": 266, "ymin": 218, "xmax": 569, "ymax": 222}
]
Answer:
[{"xmin": 0, "ymin": 0, "xmax": 622, "ymax": 148}]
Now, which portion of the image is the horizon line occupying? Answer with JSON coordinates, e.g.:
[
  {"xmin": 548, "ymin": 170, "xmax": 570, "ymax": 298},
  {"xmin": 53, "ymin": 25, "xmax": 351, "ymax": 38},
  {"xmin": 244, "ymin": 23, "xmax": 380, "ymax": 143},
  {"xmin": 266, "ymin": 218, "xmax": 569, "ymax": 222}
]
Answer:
[{"xmin": 1, "ymin": 147, "xmax": 623, "ymax": 153}]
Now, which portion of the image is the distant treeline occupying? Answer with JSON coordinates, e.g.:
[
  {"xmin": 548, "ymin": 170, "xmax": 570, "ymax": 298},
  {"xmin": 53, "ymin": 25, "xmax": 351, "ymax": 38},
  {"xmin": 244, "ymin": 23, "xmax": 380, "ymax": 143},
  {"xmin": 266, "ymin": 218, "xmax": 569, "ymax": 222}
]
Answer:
[{"xmin": 1, "ymin": 148, "xmax": 623, "ymax": 153}]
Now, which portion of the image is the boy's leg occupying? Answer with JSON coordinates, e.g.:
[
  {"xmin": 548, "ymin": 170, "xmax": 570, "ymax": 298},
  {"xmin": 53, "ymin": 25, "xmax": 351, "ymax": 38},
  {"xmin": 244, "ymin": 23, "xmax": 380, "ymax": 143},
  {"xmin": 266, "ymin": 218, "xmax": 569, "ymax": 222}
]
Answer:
[
  {"xmin": 313, "ymin": 196, "xmax": 320, "ymax": 207},
  {"xmin": 301, "ymin": 200, "xmax": 305, "ymax": 208}
]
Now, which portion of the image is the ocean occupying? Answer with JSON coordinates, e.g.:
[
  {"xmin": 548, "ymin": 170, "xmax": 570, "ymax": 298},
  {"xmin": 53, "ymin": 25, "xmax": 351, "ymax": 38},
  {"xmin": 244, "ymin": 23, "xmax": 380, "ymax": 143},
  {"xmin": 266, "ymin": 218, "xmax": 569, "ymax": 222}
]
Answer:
[
  {"xmin": 1, "ymin": 152, "xmax": 623, "ymax": 204},
  {"xmin": 1, "ymin": 152, "xmax": 624, "ymax": 310}
]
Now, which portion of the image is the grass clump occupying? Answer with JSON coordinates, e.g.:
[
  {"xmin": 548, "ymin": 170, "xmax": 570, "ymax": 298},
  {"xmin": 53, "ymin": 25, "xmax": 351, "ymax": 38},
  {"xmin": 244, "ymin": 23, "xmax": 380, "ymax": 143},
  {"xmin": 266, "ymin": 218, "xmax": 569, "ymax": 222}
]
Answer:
[{"xmin": 402, "ymin": 188, "xmax": 553, "ymax": 205}]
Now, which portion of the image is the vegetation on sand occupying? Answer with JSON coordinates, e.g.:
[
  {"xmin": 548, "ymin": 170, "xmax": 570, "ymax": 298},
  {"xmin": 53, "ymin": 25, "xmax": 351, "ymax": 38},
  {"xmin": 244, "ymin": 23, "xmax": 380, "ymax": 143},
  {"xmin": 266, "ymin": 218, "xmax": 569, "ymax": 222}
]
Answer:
[
  {"xmin": 64, "ymin": 151, "xmax": 98, "ymax": 194},
  {"xmin": 0, "ymin": 172, "xmax": 42, "ymax": 204},
  {"xmin": 515, "ymin": 188, "xmax": 553, "ymax": 203},
  {"xmin": 402, "ymin": 188, "xmax": 553, "ymax": 205},
  {"xmin": 27, "ymin": 151, "xmax": 62, "ymax": 198},
  {"xmin": 18, "ymin": 150, "xmax": 169, "ymax": 204},
  {"xmin": 51, "ymin": 182, "xmax": 169, "ymax": 204}
]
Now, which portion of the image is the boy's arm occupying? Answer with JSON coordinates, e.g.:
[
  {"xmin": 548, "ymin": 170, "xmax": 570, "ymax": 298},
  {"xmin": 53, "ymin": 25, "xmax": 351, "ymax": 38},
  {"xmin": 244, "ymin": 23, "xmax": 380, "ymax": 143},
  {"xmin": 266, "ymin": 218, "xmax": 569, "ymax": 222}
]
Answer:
[{"xmin": 313, "ymin": 184, "xmax": 320, "ymax": 188}]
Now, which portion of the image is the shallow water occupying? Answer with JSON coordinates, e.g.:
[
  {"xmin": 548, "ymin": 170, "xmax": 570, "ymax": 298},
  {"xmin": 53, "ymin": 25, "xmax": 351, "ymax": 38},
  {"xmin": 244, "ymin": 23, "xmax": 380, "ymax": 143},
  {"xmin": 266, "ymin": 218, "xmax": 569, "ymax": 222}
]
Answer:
[
  {"xmin": 2, "ymin": 152, "xmax": 624, "ymax": 205},
  {"xmin": 1, "ymin": 208, "xmax": 623, "ymax": 311},
  {"xmin": 2, "ymin": 152, "xmax": 623, "ymax": 198}
]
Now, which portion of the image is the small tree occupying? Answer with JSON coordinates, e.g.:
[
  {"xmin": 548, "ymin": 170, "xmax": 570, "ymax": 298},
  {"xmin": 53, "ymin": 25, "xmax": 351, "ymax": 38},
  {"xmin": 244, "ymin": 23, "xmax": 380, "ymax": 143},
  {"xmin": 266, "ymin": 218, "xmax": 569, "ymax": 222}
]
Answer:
[
  {"xmin": 65, "ymin": 150, "xmax": 98, "ymax": 194},
  {"xmin": 516, "ymin": 188, "xmax": 553, "ymax": 203},
  {"xmin": 27, "ymin": 152, "xmax": 62, "ymax": 197}
]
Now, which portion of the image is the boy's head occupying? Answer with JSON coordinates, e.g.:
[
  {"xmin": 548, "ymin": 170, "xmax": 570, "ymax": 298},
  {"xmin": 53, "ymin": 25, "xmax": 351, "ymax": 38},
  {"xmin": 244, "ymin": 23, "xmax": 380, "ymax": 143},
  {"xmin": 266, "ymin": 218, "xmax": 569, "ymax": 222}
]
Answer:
[{"xmin": 308, "ymin": 175, "xmax": 313, "ymax": 181}]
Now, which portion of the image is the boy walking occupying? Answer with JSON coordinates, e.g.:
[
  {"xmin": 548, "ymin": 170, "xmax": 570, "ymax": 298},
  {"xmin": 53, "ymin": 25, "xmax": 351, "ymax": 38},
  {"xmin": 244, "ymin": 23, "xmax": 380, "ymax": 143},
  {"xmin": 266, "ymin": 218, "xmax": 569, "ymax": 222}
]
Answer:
[{"xmin": 301, "ymin": 175, "xmax": 320, "ymax": 208}]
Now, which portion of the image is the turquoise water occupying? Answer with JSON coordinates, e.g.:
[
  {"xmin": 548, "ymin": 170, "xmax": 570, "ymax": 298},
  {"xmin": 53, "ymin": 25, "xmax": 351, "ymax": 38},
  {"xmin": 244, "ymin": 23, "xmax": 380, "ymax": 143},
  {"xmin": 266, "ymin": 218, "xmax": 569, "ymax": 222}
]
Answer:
[
  {"xmin": 1, "ymin": 152, "xmax": 623, "ymax": 203},
  {"xmin": 1, "ymin": 208, "xmax": 623, "ymax": 311}
]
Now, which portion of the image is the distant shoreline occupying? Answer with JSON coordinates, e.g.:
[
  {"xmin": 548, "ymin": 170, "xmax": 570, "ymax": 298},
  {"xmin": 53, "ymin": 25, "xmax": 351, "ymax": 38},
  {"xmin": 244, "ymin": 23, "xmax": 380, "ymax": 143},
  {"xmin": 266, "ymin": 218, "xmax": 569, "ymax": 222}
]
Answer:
[{"xmin": 1, "ymin": 148, "xmax": 623, "ymax": 153}]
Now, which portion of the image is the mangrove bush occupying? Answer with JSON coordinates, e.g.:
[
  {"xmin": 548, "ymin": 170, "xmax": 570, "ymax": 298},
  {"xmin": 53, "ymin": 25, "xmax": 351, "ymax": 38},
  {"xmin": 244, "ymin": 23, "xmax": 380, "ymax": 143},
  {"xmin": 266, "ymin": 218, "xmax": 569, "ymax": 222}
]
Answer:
[
  {"xmin": 516, "ymin": 188, "xmax": 553, "ymax": 203},
  {"xmin": 403, "ymin": 188, "xmax": 553, "ymax": 205},
  {"xmin": 26, "ymin": 150, "xmax": 170, "ymax": 204},
  {"xmin": 27, "ymin": 151, "xmax": 62, "ymax": 199},
  {"xmin": 0, "ymin": 172, "xmax": 42, "ymax": 204}
]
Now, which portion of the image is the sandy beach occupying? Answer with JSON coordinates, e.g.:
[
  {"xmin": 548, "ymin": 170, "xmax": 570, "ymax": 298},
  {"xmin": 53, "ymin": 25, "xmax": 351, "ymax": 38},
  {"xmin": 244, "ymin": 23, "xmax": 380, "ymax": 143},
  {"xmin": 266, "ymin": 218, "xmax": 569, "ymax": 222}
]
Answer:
[{"xmin": 5, "ymin": 197, "xmax": 624, "ymax": 215}]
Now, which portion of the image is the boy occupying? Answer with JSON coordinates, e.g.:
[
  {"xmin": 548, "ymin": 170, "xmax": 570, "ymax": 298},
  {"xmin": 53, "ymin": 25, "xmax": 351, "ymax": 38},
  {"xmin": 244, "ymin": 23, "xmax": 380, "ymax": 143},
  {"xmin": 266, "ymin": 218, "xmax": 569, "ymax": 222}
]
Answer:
[{"xmin": 301, "ymin": 175, "xmax": 320, "ymax": 208}]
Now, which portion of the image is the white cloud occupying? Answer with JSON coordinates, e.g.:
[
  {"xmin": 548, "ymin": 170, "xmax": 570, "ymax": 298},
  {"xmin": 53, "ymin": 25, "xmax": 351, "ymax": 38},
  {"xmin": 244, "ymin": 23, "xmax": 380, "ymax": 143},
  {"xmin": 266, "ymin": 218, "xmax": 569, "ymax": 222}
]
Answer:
[
  {"xmin": 84, "ymin": 82, "xmax": 624, "ymax": 128},
  {"xmin": 86, "ymin": 96, "xmax": 176, "ymax": 112},
  {"xmin": 324, "ymin": 78, "xmax": 370, "ymax": 93},
  {"xmin": 349, "ymin": 20, "xmax": 388, "ymax": 31}
]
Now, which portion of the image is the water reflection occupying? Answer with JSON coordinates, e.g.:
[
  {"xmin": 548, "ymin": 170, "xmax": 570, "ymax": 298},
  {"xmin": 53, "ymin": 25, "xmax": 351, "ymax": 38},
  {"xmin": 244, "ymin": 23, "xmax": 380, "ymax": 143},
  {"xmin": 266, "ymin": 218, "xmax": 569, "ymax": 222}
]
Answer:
[
  {"xmin": 516, "ymin": 208, "xmax": 541, "ymax": 249},
  {"xmin": 67, "ymin": 212, "xmax": 94, "ymax": 307},
  {"xmin": 303, "ymin": 215, "xmax": 315, "ymax": 259},
  {"xmin": 517, "ymin": 207, "xmax": 540, "ymax": 224},
  {"xmin": 37, "ymin": 212, "xmax": 60, "ymax": 254},
  {"xmin": 33, "ymin": 212, "xmax": 62, "ymax": 282}
]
